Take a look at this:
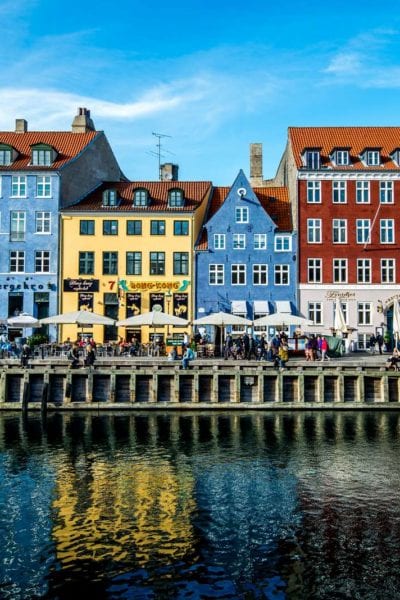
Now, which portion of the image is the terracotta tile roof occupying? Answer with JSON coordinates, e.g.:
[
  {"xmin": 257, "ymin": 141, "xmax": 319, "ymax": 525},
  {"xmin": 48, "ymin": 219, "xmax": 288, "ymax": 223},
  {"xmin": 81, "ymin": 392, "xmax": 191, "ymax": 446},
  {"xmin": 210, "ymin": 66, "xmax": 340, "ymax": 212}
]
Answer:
[
  {"xmin": 289, "ymin": 126, "xmax": 400, "ymax": 170},
  {"xmin": 64, "ymin": 180, "xmax": 212, "ymax": 212},
  {"xmin": 196, "ymin": 185, "xmax": 291, "ymax": 251},
  {"xmin": 0, "ymin": 131, "xmax": 99, "ymax": 170}
]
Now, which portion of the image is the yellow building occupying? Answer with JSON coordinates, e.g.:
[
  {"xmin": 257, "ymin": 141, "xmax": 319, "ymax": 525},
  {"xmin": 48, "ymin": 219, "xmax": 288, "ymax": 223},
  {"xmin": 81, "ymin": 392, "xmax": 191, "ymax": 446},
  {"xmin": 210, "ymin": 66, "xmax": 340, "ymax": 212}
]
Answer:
[{"xmin": 60, "ymin": 178, "xmax": 212, "ymax": 344}]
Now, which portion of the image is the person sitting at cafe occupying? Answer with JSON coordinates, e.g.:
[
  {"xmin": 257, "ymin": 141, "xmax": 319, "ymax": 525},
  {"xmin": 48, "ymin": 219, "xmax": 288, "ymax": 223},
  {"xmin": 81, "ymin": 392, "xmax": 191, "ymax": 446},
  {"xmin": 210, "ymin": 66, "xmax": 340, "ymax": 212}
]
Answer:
[
  {"xmin": 181, "ymin": 345, "xmax": 195, "ymax": 369},
  {"xmin": 386, "ymin": 347, "xmax": 400, "ymax": 371},
  {"xmin": 84, "ymin": 344, "xmax": 96, "ymax": 367},
  {"xmin": 67, "ymin": 344, "xmax": 80, "ymax": 368}
]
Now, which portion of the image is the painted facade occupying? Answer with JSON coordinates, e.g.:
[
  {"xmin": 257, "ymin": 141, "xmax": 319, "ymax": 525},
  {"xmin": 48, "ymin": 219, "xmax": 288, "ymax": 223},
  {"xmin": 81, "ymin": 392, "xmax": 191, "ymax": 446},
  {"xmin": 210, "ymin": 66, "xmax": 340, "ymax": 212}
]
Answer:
[
  {"xmin": 0, "ymin": 108, "xmax": 123, "ymax": 341},
  {"xmin": 195, "ymin": 170, "xmax": 297, "ymax": 333},
  {"xmin": 60, "ymin": 180, "xmax": 212, "ymax": 344}
]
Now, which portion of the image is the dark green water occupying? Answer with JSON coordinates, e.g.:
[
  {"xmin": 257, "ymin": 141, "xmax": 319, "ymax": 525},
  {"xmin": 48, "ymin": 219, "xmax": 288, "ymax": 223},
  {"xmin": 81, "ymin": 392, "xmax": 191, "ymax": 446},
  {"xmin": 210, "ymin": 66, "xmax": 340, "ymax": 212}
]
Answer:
[{"xmin": 1, "ymin": 411, "xmax": 400, "ymax": 599}]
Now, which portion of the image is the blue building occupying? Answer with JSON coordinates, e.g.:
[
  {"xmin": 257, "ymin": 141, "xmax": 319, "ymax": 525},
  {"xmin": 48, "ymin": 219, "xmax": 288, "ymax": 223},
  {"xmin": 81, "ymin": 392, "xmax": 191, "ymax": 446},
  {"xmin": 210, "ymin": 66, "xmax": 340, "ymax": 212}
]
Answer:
[
  {"xmin": 195, "ymin": 170, "xmax": 298, "ymax": 335},
  {"xmin": 0, "ymin": 108, "xmax": 123, "ymax": 341}
]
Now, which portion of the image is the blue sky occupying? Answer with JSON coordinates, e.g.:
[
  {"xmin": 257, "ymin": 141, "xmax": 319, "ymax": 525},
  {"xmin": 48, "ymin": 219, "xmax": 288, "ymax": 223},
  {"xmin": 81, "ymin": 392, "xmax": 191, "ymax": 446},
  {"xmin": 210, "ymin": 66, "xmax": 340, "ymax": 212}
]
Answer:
[{"xmin": 2, "ymin": 0, "xmax": 400, "ymax": 184}]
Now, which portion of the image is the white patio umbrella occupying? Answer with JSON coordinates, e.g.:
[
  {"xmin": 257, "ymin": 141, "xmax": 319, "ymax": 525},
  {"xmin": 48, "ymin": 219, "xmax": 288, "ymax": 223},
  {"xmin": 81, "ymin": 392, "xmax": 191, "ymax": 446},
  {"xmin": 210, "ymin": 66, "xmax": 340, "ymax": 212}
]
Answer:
[
  {"xmin": 334, "ymin": 299, "xmax": 348, "ymax": 334},
  {"xmin": 192, "ymin": 311, "xmax": 252, "ymax": 327},
  {"xmin": 252, "ymin": 312, "xmax": 311, "ymax": 329},
  {"xmin": 7, "ymin": 313, "xmax": 40, "ymax": 328},
  {"xmin": 116, "ymin": 311, "xmax": 188, "ymax": 327},
  {"xmin": 392, "ymin": 300, "xmax": 400, "ymax": 345},
  {"xmin": 40, "ymin": 310, "xmax": 115, "ymax": 326}
]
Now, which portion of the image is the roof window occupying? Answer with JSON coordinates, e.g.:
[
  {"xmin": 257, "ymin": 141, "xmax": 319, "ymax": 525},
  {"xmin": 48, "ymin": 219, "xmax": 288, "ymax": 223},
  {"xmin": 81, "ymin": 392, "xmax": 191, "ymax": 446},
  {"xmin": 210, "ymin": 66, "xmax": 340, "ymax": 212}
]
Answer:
[
  {"xmin": 31, "ymin": 144, "xmax": 56, "ymax": 166},
  {"xmin": 0, "ymin": 144, "xmax": 15, "ymax": 166},
  {"xmin": 133, "ymin": 188, "xmax": 149, "ymax": 207},
  {"xmin": 303, "ymin": 149, "xmax": 321, "ymax": 170},
  {"xmin": 102, "ymin": 188, "xmax": 118, "ymax": 207},
  {"xmin": 168, "ymin": 188, "xmax": 185, "ymax": 207}
]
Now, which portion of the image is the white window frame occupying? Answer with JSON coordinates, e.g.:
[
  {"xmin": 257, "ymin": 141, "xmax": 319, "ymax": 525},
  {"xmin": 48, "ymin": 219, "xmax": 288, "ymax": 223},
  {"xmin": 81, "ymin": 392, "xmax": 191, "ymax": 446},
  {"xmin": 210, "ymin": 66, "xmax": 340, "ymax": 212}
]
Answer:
[
  {"xmin": 214, "ymin": 234, "xmax": 226, "ymax": 250},
  {"xmin": 274, "ymin": 235, "xmax": 291, "ymax": 251},
  {"xmin": 11, "ymin": 175, "xmax": 27, "ymax": 198},
  {"xmin": 366, "ymin": 150, "xmax": 380, "ymax": 166},
  {"xmin": 332, "ymin": 181, "xmax": 347, "ymax": 203},
  {"xmin": 254, "ymin": 233, "xmax": 267, "ymax": 250},
  {"xmin": 356, "ymin": 181, "xmax": 370, "ymax": 204},
  {"xmin": 306, "ymin": 151, "xmax": 320, "ymax": 169},
  {"xmin": 31, "ymin": 149, "xmax": 52, "ymax": 166},
  {"xmin": 209, "ymin": 264, "xmax": 224, "ymax": 285},
  {"xmin": 332, "ymin": 219, "xmax": 347, "ymax": 244},
  {"xmin": 10, "ymin": 211, "xmax": 26, "ymax": 241},
  {"xmin": 307, "ymin": 258, "xmax": 322, "ymax": 283},
  {"xmin": 253, "ymin": 264, "xmax": 268, "ymax": 285},
  {"xmin": 274, "ymin": 264, "xmax": 290, "ymax": 286},
  {"xmin": 235, "ymin": 207, "xmax": 249, "ymax": 223},
  {"xmin": 381, "ymin": 258, "xmax": 395, "ymax": 284},
  {"xmin": 333, "ymin": 258, "xmax": 348, "ymax": 284},
  {"xmin": 36, "ymin": 175, "xmax": 52, "ymax": 198},
  {"xmin": 308, "ymin": 301, "xmax": 322, "ymax": 324},
  {"xmin": 356, "ymin": 219, "xmax": 370, "ymax": 244},
  {"xmin": 380, "ymin": 181, "xmax": 393, "ymax": 204},
  {"xmin": 9, "ymin": 250, "xmax": 25, "ymax": 273},
  {"xmin": 357, "ymin": 258, "xmax": 371, "ymax": 283},
  {"xmin": 233, "ymin": 233, "xmax": 246, "ymax": 249},
  {"xmin": 335, "ymin": 150, "xmax": 349, "ymax": 166},
  {"xmin": 231, "ymin": 264, "xmax": 246, "ymax": 285},
  {"xmin": 380, "ymin": 219, "xmax": 394, "ymax": 244},
  {"xmin": 35, "ymin": 211, "xmax": 51, "ymax": 234},
  {"xmin": 357, "ymin": 302, "xmax": 372, "ymax": 325},
  {"xmin": 307, "ymin": 218, "xmax": 322, "ymax": 243},
  {"xmin": 35, "ymin": 250, "xmax": 50, "ymax": 273},
  {"xmin": 307, "ymin": 181, "xmax": 321, "ymax": 203}
]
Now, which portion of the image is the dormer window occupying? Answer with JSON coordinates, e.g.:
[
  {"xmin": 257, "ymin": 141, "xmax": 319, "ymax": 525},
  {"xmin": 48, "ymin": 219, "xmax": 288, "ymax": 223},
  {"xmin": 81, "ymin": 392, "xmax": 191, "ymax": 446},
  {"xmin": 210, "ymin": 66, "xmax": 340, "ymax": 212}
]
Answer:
[
  {"xmin": 391, "ymin": 149, "xmax": 400, "ymax": 166},
  {"xmin": 365, "ymin": 150, "xmax": 380, "ymax": 166},
  {"xmin": 0, "ymin": 144, "xmax": 15, "ymax": 166},
  {"xmin": 133, "ymin": 188, "xmax": 149, "ymax": 207},
  {"xmin": 304, "ymin": 150, "xmax": 321, "ymax": 170},
  {"xmin": 102, "ymin": 188, "xmax": 118, "ymax": 207},
  {"xmin": 31, "ymin": 144, "xmax": 55, "ymax": 166},
  {"xmin": 168, "ymin": 188, "xmax": 185, "ymax": 207},
  {"xmin": 334, "ymin": 149, "xmax": 349, "ymax": 166}
]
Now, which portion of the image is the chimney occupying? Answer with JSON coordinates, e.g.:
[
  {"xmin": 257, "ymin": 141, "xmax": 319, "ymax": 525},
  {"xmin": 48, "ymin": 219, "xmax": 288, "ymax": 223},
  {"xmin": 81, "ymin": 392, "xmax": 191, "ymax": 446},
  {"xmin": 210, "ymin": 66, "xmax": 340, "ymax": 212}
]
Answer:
[
  {"xmin": 160, "ymin": 163, "xmax": 179, "ymax": 181},
  {"xmin": 250, "ymin": 143, "xmax": 264, "ymax": 186},
  {"xmin": 71, "ymin": 107, "xmax": 95, "ymax": 133},
  {"xmin": 15, "ymin": 119, "xmax": 28, "ymax": 133}
]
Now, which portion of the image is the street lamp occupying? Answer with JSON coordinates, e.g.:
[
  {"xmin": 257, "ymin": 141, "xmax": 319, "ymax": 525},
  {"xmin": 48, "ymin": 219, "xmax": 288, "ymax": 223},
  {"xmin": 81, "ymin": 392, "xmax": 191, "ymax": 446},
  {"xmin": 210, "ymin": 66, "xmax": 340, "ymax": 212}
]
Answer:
[{"xmin": 165, "ymin": 289, "xmax": 173, "ymax": 338}]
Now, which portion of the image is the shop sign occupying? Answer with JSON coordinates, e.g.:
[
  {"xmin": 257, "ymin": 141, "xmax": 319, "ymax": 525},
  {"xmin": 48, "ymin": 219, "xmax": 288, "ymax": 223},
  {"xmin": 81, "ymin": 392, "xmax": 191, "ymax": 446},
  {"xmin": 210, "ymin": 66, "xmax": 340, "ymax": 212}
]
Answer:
[
  {"xmin": 325, "ymin": 291, "xmax": 356, "ymax": 300},
  {"xmin": 108, "ymin": 279, "xmax": 191, "ymax": 292},
  {"xmin": 126, "ymin": 293, "xmax": 141, "ymax": 318},
  {"xmin": 150, "ymin": 293, "xmax": 164, "ymax": 312},
  {"xmin": 173, "ymin": 293, "xmax": 188, "ymax": 319},
  {"xmin": 64, "ymin": 279, "xmax": 99, "ymax": 292},
  {"xmin": 78, "ymin": 292, "xmax": 94, "ymax": 311}
]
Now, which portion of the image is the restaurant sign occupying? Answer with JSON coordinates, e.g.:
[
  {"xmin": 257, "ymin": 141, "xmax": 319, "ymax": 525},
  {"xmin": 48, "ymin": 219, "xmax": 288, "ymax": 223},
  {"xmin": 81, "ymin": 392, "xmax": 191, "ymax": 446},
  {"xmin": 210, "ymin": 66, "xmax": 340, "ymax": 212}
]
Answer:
[{"xmin": 64, "ymin": 279, "xmax": 99, "ymax": 292}]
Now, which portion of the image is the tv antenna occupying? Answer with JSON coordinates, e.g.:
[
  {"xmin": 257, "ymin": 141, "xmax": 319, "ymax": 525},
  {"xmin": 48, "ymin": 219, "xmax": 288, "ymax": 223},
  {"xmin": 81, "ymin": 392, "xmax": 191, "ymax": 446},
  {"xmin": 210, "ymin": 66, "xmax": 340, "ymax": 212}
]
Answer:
[{"xmin": 152, "ymin": 132, "xmax": 171, "ymax": 180}]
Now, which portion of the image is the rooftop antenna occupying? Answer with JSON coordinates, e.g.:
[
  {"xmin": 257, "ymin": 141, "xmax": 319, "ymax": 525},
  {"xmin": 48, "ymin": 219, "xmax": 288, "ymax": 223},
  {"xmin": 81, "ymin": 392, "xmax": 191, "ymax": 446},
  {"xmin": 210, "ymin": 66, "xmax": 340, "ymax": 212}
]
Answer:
[{"xmin": 152, "ymin": 132, "xmax": 171, "ymax": 180}]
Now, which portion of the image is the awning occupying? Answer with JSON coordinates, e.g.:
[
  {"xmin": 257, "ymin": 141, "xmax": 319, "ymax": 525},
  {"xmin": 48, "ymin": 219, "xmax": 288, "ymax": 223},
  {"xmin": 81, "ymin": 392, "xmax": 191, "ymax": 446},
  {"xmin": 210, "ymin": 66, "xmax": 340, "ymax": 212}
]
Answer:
[
  {"xmin": 275, "ymin": 300, "xmax": 292, "ymax": 314},
  {"xmin": 253, "ymin": 300, "xmax": 270, "ymax": 315},
  {"xmin": 231, "ymin": 300, "xmax": 247, "ymax": 314}
]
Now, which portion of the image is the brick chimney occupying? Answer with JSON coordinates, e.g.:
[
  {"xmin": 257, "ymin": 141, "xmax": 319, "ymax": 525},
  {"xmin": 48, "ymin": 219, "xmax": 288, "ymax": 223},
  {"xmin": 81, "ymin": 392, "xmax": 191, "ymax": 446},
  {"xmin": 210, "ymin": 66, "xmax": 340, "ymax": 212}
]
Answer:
[
  {"xmin": 15, "ymin": 119, "xmax": 28, "ymax": 133},
  {"xmin": 250, "ymin": 143, "xmax": 264, "ymax": 186},
  {"xmin": 71, "ymin": 107, "xmax": 95, "ymax": 133},
  {"xmin": 160, "ymin": 163, "xmax": 179, "ymax": 181}
]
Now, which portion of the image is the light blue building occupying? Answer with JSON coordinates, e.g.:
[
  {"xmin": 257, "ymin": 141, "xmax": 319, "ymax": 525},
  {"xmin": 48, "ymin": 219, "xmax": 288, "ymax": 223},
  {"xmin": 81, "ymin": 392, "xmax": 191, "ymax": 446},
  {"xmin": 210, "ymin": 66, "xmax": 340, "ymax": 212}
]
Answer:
[
  {"xmin": 195, "ymin": 170, "xmax": 298, "ymax": 336},
  {"xmin": 0, "ymin": 108, "xmax": 123, "ymax": 341}
]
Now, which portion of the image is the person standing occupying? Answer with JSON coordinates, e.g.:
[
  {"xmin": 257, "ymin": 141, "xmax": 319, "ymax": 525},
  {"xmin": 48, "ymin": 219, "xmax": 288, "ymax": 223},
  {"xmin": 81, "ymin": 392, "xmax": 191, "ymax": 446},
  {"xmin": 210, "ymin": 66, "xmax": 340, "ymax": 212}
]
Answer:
[
  {"xmin": 369, "ymin": 334, "xmax": 376, "ymax": 354},
  {"xmin": 376, "ymin": 334, "xmax": 384, "ymax": 355},
  {"xmin": 320, "ymin": 336, "xmax": 330, "ymax": 361},
  {"xmin": 20, "ymin": 344, "xmax": 31, "ymax": 368}
]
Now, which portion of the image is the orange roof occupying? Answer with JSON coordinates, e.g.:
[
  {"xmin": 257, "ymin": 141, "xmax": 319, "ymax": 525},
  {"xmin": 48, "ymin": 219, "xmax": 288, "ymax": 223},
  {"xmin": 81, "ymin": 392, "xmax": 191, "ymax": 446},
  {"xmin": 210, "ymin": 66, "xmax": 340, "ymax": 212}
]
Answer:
[
  {"xmin": 196, "ymin": 185, "xmax": 291, "ymax": 250},
  {"xmin": 64, "ymin": 180, "xmax": 212, "ymax": 212},
  {"xmin": 289, "ymin": 126, "xmax": 400, "ymax": 170},
  {"xmin": 0, "ymin": 131, "xmax": 99, "ymax": 170}
]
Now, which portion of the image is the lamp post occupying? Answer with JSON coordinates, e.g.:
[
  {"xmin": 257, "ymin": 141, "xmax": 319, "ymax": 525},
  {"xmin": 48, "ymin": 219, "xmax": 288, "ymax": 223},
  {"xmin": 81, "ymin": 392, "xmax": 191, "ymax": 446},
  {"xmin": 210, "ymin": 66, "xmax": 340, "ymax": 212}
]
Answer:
[{"xmin": 165, "ymin": 289, "xmax": 173, "ymax": 339}]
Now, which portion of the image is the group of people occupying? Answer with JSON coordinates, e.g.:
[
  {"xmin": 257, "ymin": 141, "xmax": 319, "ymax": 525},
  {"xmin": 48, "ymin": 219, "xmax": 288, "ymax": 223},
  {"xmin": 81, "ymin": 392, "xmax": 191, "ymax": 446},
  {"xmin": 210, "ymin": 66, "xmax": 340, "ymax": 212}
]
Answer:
[
  {"xmin": 369, "ymin": 333, "xmax": 384, "ymax": 355},
  {"xmin": 304, "ymin": 335, "xmax": 330, "ymax": 361},
  {"xmin": 66, "ymin": 337, "xmax": 97, "ymax": 369},
  {"xmin": 223, "ymin": 332, "xmax": 290, "ymax": 369}
]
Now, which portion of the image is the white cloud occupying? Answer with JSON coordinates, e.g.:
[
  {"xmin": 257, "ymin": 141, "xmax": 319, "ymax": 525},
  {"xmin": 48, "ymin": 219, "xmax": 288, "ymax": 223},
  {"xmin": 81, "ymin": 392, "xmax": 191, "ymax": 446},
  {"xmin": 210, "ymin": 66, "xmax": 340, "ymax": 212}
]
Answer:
[{"xmin": 324, "ymin": 52, "xmax": 362, "ymax": 75}]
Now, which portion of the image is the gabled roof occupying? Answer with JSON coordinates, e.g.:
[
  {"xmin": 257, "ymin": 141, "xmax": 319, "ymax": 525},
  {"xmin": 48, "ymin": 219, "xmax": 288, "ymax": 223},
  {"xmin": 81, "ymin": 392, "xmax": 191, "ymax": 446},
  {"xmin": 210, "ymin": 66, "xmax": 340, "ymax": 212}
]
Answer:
[
  {"xmin": 0, "ymin": 131, "xmax": 99, "ymax": 170},
  {"xmin": 289, "ymin": 126, "xmax": 400, "ymax": 170},
  {"xmin": 196, "ymin": 185, "xmax": 291, "ymax": 251},
  {"xmin": 63, "ymin": 180, "xmax": 213, "ymax": 212}
]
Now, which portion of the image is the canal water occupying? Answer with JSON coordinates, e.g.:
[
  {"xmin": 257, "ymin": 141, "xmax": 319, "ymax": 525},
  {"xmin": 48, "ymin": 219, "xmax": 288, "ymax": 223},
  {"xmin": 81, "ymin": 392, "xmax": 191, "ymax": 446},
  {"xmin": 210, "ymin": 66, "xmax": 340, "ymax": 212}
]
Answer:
[{"xmin": 1, "ymin": 411, "xmax": 400, "ymax": 600}]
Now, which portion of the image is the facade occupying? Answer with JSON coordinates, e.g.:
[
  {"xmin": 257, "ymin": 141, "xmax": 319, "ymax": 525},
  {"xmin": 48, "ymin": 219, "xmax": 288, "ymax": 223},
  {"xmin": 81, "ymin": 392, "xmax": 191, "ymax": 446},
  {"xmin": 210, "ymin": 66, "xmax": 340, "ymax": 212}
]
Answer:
[
  {"xmin": 275, "ymin": 127, "xmax": 400, "ymax": 349},
  {"xmin": 60, "ymin": 178, "xmax": 212, "ymax": 344},
  {"xmin": 0, "ymin": 108, "xmax": 123, "ymax": 341},
  {"xmin": 195, "ymin": 170, "xmax": 297, "ymax": 335}
]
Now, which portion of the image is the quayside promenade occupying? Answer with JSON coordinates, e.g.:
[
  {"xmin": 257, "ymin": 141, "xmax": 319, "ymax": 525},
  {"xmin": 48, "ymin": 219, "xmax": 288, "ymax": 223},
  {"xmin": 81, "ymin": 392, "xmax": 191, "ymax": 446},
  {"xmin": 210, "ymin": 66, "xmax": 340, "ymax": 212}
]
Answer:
[{"xmin": 0, "ymin": 352, "xmax": 399, "ymax": 409}]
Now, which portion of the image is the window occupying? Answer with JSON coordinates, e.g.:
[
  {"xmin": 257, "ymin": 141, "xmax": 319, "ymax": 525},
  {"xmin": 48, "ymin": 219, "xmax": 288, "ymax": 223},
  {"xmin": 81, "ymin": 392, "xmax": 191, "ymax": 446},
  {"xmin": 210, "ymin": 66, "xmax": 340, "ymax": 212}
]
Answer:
[
  {"xmin": 36, "ymin": 176, "xmax": 51, "ymax": 197},
  {"xmin": 308, "ymin": 302, "xmax": 322, "ymax": 325},
  {"xmin": 356, "ymin": 181, "xmax": 370, "ymax": 203},
  {"xmin": 150, "ymin": 220, "xmax": 165, "ymax": 235},
  {"xmin": 274, "ymin": 264, "xmax": 289, "ymax": 285},
  {"xmin": 133, "ymin": 189, "xmax": 148, "ymax": 206},
  {"xmin": 307, "ymin": 181, "xmax": 321, "ymax": 203},
  {"xmin": 380, "ymin": 181, "xmax": 393, "ymax": 204},
  {"xmin": 103, "ymin": 220, "xmax": 118, "ymax": 235},
  {"xmin": 254, "ymin": 233, "xmax": 267, "ymax": 250},
  {"xmin": 333, "ymin": 259, "xmax": 347, "ymax": 283},
  {"xmin": 10, "ymin": 250, "xmax": 25, "ymax": 273},
  {"xmin": 306, "ymin": 151, "xmax": 320, "ymax": 169},
  {"xmin": 127, "ymin": 220, "xmax": 142, "ymax": 235},
  {"xmin": 253, "ymin": 264, "xmax": 268, "ymax": 285},
  {"xmin": 126, "ymin": 251, "xmax": 142, "ymax": 275},
  {"xmin": 79, "ymin": 252, "xmax": 94, "ymax": 275},
  {"xmin": 231, "ymin": 264, "xmax": 246, "ymax": 285},
  {"xmin": 168, "ymin": 189, "xmax": 184, "ymax": 207},
  {"xmin": 31, "ymin": 147, "xmax": 52, "ymax": 166},
  {"xmin": 235, "ymin": 207, "xmax": 248, "ymax": 223},
  {"xmin": 308, "ymin": 258, "xmax": 322, "ymax": 283},
  {"xmin": 103, "ymin": 251, "xmax": 118, "ymax": 275},
  {"xmin": 366, "ymin": 150, "xmax": 380, "ymax": 166},
  {"xmin": 233, "ymin": 233, "xmax": 246, "ymax": 249},
  {"xmin": 307, "ymin": 219, "xmax": 322, "ymax": 243},
  {"xmin": 214, "ymin": 234, "xmax": 226, "ymax": 249},
  {"xmin": 102, "ymin": 189, "xmax": 118, "ymax": 206},
  {"xmin": 36, "ymin": 211, "xmax": 51, "ymax": 234},
  {"xmin": 357, "ymin": 259, "xmax": 371, "ymax": 283},
  {"xmin": 275, "ymin": 235, "xmax": 291, "ymax": 251},
  {"xmin": 174, "ymin": 220, "xmax": 189, "ymax": 235},
  {"xmin": 335, "ymin": 150, "xmax": 349, "ymax": 166},
  {"xmin": 150, "ymin": 252, "xmax": 165, "ymax": 275},
  {"xmin": 173, "ymin": 252, "xmax": 189, "ymax": 275},
  {"xmin": 380, "ymin": 219, "xmax": 394, "ymax": 243},
  {"xmin": 209, "ymin": 264, "xmax": 224, "ymax": 285},
  {"xmin": 358, "ymin": 302, "xmax": 372, "ymax": 325},
  {"xmin": 0, "ymin": 147, "xmax": 12, "ymax": 165},
  {"xmin": 356, "ymin": 219, "xmax": 370, "ymax": 244},
  {"xmin": 332, "ymin": 219, "xmax": 347, "ymax": 243},
  {"xmin": 332, "ymin": 181, "xmax": 346, "ymax": 203},
  {"xmin": 10, "ymin": 211, "xmax": 26, "ymax": 241},
  {"xmin": 80, "ymin": 220, "xmax": 95, "ymax": 235},
  {"xmin": 35, "ymin": 250, "xmax": 50, "ymax": 273},
  {"xmin": 11, "ymin": 175, "xmax": 26, "ymax": 197},
  {"xmin": 381, "ymin": 259, "xmax": 395, "ymax": 284}
]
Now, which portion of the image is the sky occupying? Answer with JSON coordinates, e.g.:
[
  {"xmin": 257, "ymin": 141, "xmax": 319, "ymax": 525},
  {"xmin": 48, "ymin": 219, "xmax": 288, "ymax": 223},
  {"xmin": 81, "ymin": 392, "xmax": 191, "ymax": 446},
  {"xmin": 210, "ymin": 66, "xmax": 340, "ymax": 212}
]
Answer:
[{"xmin": 1, "ymin": 0, "xmax": 400, "ymax": 185}]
